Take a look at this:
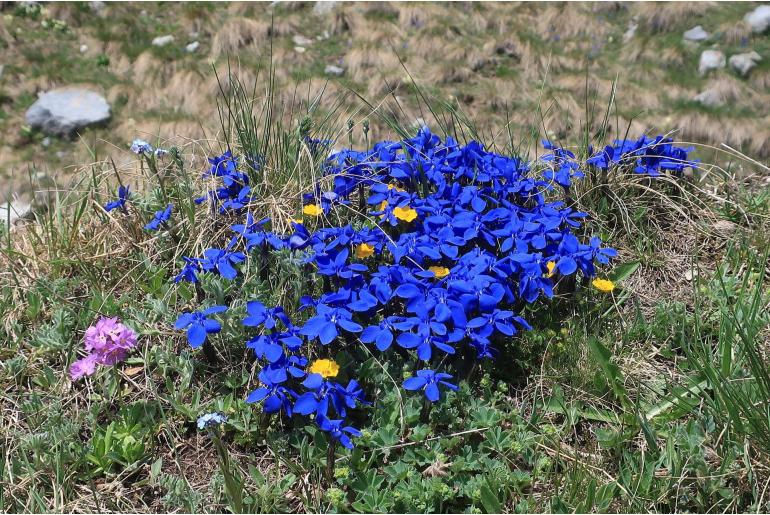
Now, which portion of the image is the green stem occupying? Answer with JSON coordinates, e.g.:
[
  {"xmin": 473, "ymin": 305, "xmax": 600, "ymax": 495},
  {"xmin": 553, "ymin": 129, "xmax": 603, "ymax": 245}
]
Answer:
[
  {"xmin": 326, "ymin": 438, "xmax": 337, "ymax": 484},
  {"xmin": 211, "ymin": 428, "xmax": 244, "ymax": 514}
]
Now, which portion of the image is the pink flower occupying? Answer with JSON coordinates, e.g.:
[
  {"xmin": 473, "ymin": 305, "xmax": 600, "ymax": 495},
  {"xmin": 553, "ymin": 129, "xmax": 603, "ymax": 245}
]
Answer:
[
  {"xmin": 70, "ymin": 317, "xmax": 138, "ymax": 380},
  {"xmin": 70, "ymin": 354, "xmax": 98, "ymax": 381}
]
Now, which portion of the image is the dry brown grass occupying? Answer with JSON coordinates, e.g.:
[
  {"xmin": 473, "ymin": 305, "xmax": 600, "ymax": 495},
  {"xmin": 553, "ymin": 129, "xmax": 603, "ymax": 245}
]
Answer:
[
  {"xmin": 675, "ymin": 112, "xmax": 770, "ymax": 157},
  {"xmin": 210, "ymin": 17, "xmax": 272, "ymax": 59},
  {"xmin": 632, "ymin": 2, "xmax": 716, "ymax": 33}
]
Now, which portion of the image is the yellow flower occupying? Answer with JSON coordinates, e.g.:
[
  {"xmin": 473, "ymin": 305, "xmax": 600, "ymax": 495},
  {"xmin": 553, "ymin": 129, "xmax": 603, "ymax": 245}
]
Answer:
[
  {"xmin": 378, "ymin": 200, "xmax": 388, "ymax": 211},
  {"xmin": 592, "ymin": 278, "xmax": 615, "ymax": 293},
  {"xmin": 355, "ymin": 243, "xmax": 375, "ymax": 259},
  {"xmin": 388, "ymin": 183, "xmax": 405, "ymax": 192},
  {"xmin": 545, "ymin": 261, "xmax": 556, "ymax": 278},
  {"xmin": 292, "ymin": 218, "xmax": 304, "ymax": 225},
  {"xmin": 308, "ymin": 359, "xmax": 339, "ymax": 378},
  {"xmin": 303, "ymin": 204, "xmax": 323, "ymax": 217},
  {"xmin": 428, "ymin": 266, "xmax": 450, "ymax": 278},
  {"xmin": 393, "ymin": 205, "xmax": 418, "ymax": 222}
]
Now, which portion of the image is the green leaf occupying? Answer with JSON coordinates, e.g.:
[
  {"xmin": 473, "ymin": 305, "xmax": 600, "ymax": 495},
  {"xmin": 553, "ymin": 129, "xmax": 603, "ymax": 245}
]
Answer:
[
  {"xmin": 150, "ymin": 458, "xmax": 163, "ymax": 483},
  {"xmin": 480, "ymin": 481, "xmax": 502, "ymax": 514},
  {"xmin": 588, "ymin": 337, "xmax": 628, "ymax": 405},
  {"xmin": 610, "ymin": 261, "xmax": 640, "ymax": 282}
]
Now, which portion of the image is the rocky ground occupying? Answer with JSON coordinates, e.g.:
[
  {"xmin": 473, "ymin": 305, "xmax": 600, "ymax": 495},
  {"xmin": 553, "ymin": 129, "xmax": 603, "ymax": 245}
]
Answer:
[{"xmin": 1, "ymin": 1, "xmax": 770, "ymax": 220}]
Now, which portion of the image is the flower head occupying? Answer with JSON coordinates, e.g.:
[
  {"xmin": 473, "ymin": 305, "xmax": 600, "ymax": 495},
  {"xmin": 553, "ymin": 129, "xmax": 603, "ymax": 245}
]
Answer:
[
  {"xmin": 144, "ymin": 204, "xmax": 173, "ymax": 231},
  {"xmin": 303, "ymin": 204, "xmax": 323, "ymax": 217},
  {"xmin": 70, "ymin": 354, "xmax": 98, "ymax": 381},
  {"xmin": 403, "ymin": 369, "xmax": 458, "ymax": 402},
  {"xmin": 428, "ymin": 266, "xmax": 450, "ymax": 278},
  {"xmin": 130, "ymin": 139, "xmax": 153, "ymax": 155},
  {"xmin": 309, "ymin": 358, "xmax": 340, "ymax": 378},
  {"xmin": 355, "ymin": 243, "xmax": 375, "ymax": 259},
  {"xmin": 393, "ymin": 205, "xmax": 418, "ymax": 222},
  {"xmin": 104, "ymin": 185, "xmax": 131, "ymax": 212},
  {"xmin": 174, "ymin": 306, "xmax": 228, "ymax": 348},
  {"xmin": 71, "ymin": 317, "xmax": 138, "ymax": 380},
  {"xmin": 592, "ymin": 278, "xmax": 615, "ymax": 292},
  {"xmin": 197, "ymin": 412, "xmax": 228, "ymax": 430}
]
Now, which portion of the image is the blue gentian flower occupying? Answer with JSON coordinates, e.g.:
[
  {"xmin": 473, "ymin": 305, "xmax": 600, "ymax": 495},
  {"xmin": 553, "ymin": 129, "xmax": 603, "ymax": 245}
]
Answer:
[
  {"xmin": 104, "ymin": 185, "xmax": 131, "ymax": 212},
  {"xmin": 300, "ymin": 304, "xmax": 363, "ymax": 345},
  {"xmin": 243, "ymin": 301, "xmax": 292, "ymax": 330},
  {"xmin": 403, "ymin": 369, "xmax": 458, "ymax": 402},
  {"xmin": 316, "ymin": 415, "xmax": 361, "ymax": 449},
  {"xmin": 175, "ymin": 256, "xmax": 202, "ymax": 283},
  {"xmin": 144, "ymin": 204, "xmax": 173, "ymax": 231},
  {"xmin": 200, "ymin": 238, "xmax": 247, "ymax": 280},
  {"xmin": 174, "ymin": 305, "xmax": 228, "ymax": 348}
]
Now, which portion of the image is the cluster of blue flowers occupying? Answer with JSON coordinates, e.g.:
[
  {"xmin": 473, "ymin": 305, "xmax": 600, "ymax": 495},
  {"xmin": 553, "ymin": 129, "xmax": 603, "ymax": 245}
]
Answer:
[
  {"xmin": 171, "ymin": 127, "xmax": 696, "ymax": 448},
  {"xmin": 585, "ymin": 134, "xmax": 696, "ymax": 176},
  {"xmin": 195, "ymin": 150, "xmax": 254, "ymax": 213}
]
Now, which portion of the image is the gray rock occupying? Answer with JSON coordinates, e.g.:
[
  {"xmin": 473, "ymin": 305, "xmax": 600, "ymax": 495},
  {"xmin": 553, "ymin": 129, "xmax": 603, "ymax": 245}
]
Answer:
[
  {"xmin": 313, "ymin": 1, "xmax": 337, "ymax": 15},
  {"xmin": 25, "ymin": 87, "xmax": 111, "ymax": 137},
  {"xmin": 292, "ymin": 34, "xmax": 314, "ymax": 46},
  {"xmin": 693, "ymin": 89, "xmax": 723, "ymax": 108},
  {"xmin": 698, "ymin": 49, "xmax": 726, "ymax": 75},
  {"xmin": 151, "ymin": 35, "xmax": 175, "ymax": 47},
  {"xmin": 745, "ymin": 5, "xmax": 770, "ymax": 33},
  {"xmin": 729, "ymin": 51, "xmax": 761, "ymax": 76},
  {"xmin": 683, "ymin": 25, "xmax": 710, "ymax": 42},
  {"xmin": 185, "ymin": 41, "xmax": 200, "ymax": 53},
  {"xmin": 324, "ymin": 64, "xmax": 345, "ymax": 77},
  {"xmin": 0, "ymin": 198, "xmax": 32, "ymax": 226}
]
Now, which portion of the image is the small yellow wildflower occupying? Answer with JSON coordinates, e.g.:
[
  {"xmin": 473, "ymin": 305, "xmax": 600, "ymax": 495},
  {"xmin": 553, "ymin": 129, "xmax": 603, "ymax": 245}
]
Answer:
[
  {"xmin": 355, "ymin": 243, "xmax": 375, "ymax": 259},
  {"xmin": 308, "ymin": 358, "xmax": 340, "ymax": 378},
  {"xmin": 378, "ymin": 200, "xmax": 388, "ymax": 211},
  {"xmin": 292, "ymin": 218, "xmax": 304, "ymax": 224},
  {"xmin": 303, "ymin": 204, "xmax": 323, "ymax": 217},
  {"xmin": 429, "ymin": 266, "xmax": 450, "ymax": 278},
  {"xmin": 388, "ymin": 183, "xmax": 405, "ymax": 192},
  {"xmin": 592, "ymin": 278, "xmax": 615, "ymax": 293},
  {"xmin": 393, "ymin": 205, "xmax": 418, "ymax": 222},
  {"xmin": 545, "ymin": 261, "xmax": 556, "ymax": 277}
]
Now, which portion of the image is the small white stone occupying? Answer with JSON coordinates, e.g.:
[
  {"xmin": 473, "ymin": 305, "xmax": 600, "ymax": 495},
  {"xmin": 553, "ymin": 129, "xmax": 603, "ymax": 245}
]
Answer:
[
  {"xmin": 693, "ymin": 89, "xmax": 723, "ymax": 108},
  {"xmin": 79, "ymin": 44, "xmax": 88, "ymax": 53},
  {"xmin": 292, "ymin": 34, "xmax": 314, "ymax": 46},
  {"xmin": 698, "ymin": 49, "xmax": 726, "ymax": 75},
  {"xmin": 152, "ymin": 35, "xmax": 174, "ymax": 47},
  {"xmin": 185, "ymin": 41, "xmax": 199, "ymax": 53},
  {"xmin": 0, "ymin": 199, "xmax": 32, "ymax": 226},
  {"xmin": 294, "ymin": 46, "xmax": 306, "ymax": 53},
  {"xmin": 745, "ymin": 5, "xmax": 770, "ymax": 33},
  {"xmin": 41, "ymin": 136, "xmax": 51, "ymax": 147},
  {"xmin": 324, "ymin": 64, "xmax": 345, "ymax": 76},
  {"xmin": 729, "ymin": 51, "xmax": 761, "ymax": 76},
  {"xmin": 683, "ymin": 25, "xmax": 710, "ymax": 42}
]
